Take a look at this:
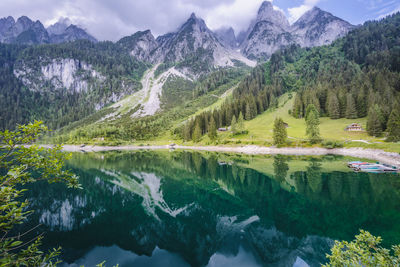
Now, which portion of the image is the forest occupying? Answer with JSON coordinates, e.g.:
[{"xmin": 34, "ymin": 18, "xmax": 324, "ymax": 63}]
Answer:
[
  {"xmin": 183, "ymin": 12, "xmax": 400, "ymax": 142},
  {"xmin": 0, "ymin": 40, "xmax": 148, "ymax": 130}
]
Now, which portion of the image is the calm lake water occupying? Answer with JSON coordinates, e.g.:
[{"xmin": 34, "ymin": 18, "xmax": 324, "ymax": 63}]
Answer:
[{"xmin": 21, "ymin": 150, "xmax": 400, "ymax": 267}]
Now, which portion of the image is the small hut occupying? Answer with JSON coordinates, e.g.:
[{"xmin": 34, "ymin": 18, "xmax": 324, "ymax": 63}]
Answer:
[{"xmin": 345, "ymin": 123, "xmax": 363, "ymax": 131}]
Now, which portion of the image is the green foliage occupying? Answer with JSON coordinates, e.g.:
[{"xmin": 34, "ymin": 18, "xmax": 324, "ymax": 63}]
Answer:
[
  {"xmin": 192, "ymin": 123, "xmax": 202, "ymax": 143},
  {"xmin": 322, "ymin": 140, "xmax": 344, "ymax": 149},
  {"xmin": 386, "ymin": 105, "xmax": 400, "ymax": 142},
  {"xmin": 367, "ymin": 104, "xmax": 384, "ymax": 136},
  {"xmin": 345, "ymin": 93, "xmax": 358, "ymax": 119},
  {"xmin": 237, "ymin": 112, "xmax": 245, "ymax": 134},
  {"xmin": 231, "ymin": 116, "xmax": 237, "ymax": 135},
  {"xmin": 273, "ymin": 117, "xmax": 287, "ymax": 147},
  {"xmin": 208, "ymin": 116, "xmax": 217, "ymax": 141},
  {"xmin": 0, "ymin": 40, "xmax": 148, "ymax": 131},
  {"xmin": 305, "ymin": 104, "xmax": 321, "ymax": 144},
  {"xmin": 324, "ymin": 230, "xmax": 400, "ymax": 267},
  {"xmin": 0, "ymin": 121, "xmax": 80, "ymax": 266}
]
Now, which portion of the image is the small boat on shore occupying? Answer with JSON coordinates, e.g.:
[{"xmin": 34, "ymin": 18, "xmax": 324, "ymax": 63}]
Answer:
[{"xmin": 347, "ymin": 161, "xmax": 398, "ymax": 173}]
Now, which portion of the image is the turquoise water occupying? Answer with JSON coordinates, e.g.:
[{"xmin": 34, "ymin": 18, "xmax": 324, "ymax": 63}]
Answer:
[{"xmin": 21, "ymin": 151, "xmax": 400, "ymax": 266}]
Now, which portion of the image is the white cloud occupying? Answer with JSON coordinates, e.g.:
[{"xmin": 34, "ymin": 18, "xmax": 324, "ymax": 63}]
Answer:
[
  {"xmin": 0, "ymin": 0, "xmax": 273, "ymax": 41},
  {"xmin": 377, "ymin": 4, "xmax": 400, "ymax": 19},
  {"xmin": 203, "ymin": 0, "xmax": 266, "ymax": 33},
  {"xmin": 287, "ymin": 0, "xmax": 320, "ymax": 24}
]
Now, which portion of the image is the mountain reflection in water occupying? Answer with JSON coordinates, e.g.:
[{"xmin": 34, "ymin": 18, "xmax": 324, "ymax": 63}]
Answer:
[{"xmin": 19, "ymin": 151, "xmax": 400, "ymax": 267}]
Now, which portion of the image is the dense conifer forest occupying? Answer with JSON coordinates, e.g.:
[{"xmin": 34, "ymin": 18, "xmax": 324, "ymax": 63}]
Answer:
[{"xmin": 183, "ymin": 13, "xmax": 400, "ymax": 142}]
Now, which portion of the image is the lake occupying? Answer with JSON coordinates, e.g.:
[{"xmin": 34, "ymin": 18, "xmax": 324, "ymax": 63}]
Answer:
[{"xmin": 21, "ymin": 150, "xmax": 400, "ymax": 266}]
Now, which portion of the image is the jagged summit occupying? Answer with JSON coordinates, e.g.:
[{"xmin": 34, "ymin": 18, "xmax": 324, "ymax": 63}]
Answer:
[
  {"xmin": 291, "ymin": 6, "xmax": 355, "ymax": 47},
  {"xmin": 256, "ymin": 1, "xmax": 289, "ymax": 29},
  {"xmin": 0, "ymin": 15, "xmax": 96, "ymax": 44},
  {"xmin": 239, "ymin": 2, "xmax": 354, "ymax": 60}
]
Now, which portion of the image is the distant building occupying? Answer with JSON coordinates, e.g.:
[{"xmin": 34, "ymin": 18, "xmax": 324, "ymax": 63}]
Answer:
[
  {"xmin": 283, "ymin": 122, "xmax": 289, "ymax": 128},
  {"xmin": 218, "ymin": 128, "xmax": 228, "ymax": 132},
  {"xmin": 345, "ymin": 123, "xmax": 363, "ymax": 131}
]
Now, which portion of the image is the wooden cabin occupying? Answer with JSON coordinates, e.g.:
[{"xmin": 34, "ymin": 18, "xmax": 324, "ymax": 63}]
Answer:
[{"xmin": 345, "ymin": 123, "xmax": 363, "ymax": 131}]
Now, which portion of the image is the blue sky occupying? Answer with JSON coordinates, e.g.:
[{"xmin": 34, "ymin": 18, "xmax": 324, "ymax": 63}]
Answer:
[
  {"xmin": 273, "ymin": 0, "xmax": 400, "ymax": 25},
  {"xmin": 0, "ymin": 0, "xmax": 399, "ymax": 40}
]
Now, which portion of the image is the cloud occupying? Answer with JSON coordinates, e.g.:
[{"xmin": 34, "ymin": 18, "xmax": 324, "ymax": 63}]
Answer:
[
  {"xmin": 0, "ymin": 0, "xmax": 270, "ymax": 41},
  {"xmin": 287, "ymin": 0, "xmax": 320, "ymax": 24}
]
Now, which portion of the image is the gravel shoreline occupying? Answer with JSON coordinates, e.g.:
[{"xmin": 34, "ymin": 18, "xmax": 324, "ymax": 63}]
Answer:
[{"xmin": 56, "ymin": 144, "xmax": 400, "ymax": 168}]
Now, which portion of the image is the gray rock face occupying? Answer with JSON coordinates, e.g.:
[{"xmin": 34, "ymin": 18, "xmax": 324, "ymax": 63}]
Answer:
[
  {"xmin": 240, "ymin": 1, "xmax": 354, "ymax": 60},
  {"xmin": 122, "ymin": 13, "xmax": 255, "ymax": 76},
  {"xmin": 155, "ymin": 12, "xmax": 221, "ymax": 63},
  {"xmin": 0, "ymin": 16, "xmax": 97, "ymax": 44},
  {"xmin": 240, "ymin": 1, "xmax": 292, "ymax": 60},
  {"xmin": 49, "ymin": 24, "xmax": 97, "ymax": 43},
  {"xmin": 215, "ymin": 27, "xmax": 237, "ymax": 49},
  {"xmin": 47, "ymin": 18, "xmax": 72, "ymax": 35},
  {"xmin": 291, "ymin": 7, "xmax": 355, "ymax": 47},
  {"xmin": 117, "ymin": 30, "xmax": 158, "ymax": 61}
]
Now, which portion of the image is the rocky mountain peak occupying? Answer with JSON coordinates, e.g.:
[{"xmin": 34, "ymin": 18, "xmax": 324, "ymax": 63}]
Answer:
[
  {"xmin": 291, "ymin": 6, "xmax": 355, "ymax": 47},
  {"xmin": 180, "ymin": 12, "xmax": 208, "ymax": 33},
  {"xmin": 215, "ymin": 26, "xmax": 237, "ymax": 49},
  {"xmin": 47, "ymin": 18, "xmax": 72, "ymax": 35},
  {"xmin": 117, "ymin": 30, "xmax": 158, "ymax": 61},
  {"xmin": 256, "ymin": 1, "xmax": 289, "ymax": 29}
]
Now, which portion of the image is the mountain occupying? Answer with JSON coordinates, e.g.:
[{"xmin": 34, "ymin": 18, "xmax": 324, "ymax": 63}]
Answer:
[
  {"xmin": 291, "ymin": 7, "xmax": 355, "ymax": 47},
  {"xmin": 49, "ymin": 24, "xmax": 97, "ymax": 43},
  {"xmin": 0, "ymin": 16, "xmax": 97, "ymax": 44},
  {"xmin": 119, "ymin": 13, "xmax": 255, "ymax": 76},
  {"xmin": 240, "ymin": 1, "xmax": 293, "ymax": 60},
  {"xmin": 155, "ymin": 13, "xmax": 253, "ymax": 69},
  {"xmin": 240, "ymin": 1, "xmax": 354, "ymax": 60},
  {"xmin": 117, "ymin": 30, "xmax": 158, "ymax": 62},
  {"xmin": 214, "ymin": 27, "xmax": 237, "ymax": 49},
  {"xmin": 0, "ymin": 16, "xmax": 50, "ymax": 44}
]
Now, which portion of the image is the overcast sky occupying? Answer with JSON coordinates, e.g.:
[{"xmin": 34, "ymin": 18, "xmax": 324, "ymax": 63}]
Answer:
[{"xmin": 0, "ymin": 0, "xmax": 399, "ymax": 41}]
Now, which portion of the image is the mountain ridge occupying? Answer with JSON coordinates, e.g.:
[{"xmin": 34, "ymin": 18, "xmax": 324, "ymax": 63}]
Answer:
[{"xmin": 0, "ymin": 15, "xmax": 97, "ymax": 44}]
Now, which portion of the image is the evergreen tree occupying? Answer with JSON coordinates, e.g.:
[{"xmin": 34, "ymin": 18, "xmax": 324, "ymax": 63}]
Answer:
[
  {"xmin": 345, "ymin": 93, "xmax": 358, "ymax": 119},
  {"xmin": 231, "ymin": 115, "xmax": 237, "ymax": 135},
  {"xmin": 305, "ymin": 104, "xmax": 321, "ymax": 144},
  {"xmin": 356, "ymin": 86, "xmax": 368, "ymax": 117},
  {"xmin": 208, "ymin": 116, "xmax": 217, "ymax": 141},
  {"xmin": 386, "ymin": 105, "xmax": 400, "ymax": 142},
  {"xmin": 183, "ymin": 121, "xmax": 192, "ymax": 141},
  {"xmin": 292, "ymin": 93, "xmax": 304, "ymax": 118},
  {"xmin": 245, "ymin": 103, "xmax": 252, "ymax": 120},
  {"xmin": 273, "ymin": 117, "xmax": 287, "ymax": 147},
  {"xmin": 237, "ymin": 112, "xmax": 245, "ymax": 134},
  {"xmin": 192, "ymin": 123, "xmax": 202, "ymax": 142},
  {"xmin": 367, "ymin": 105, "xmax": 383, "ymax": 137},
  {"xmin": 327, "ymin": 93, "xmax": 340, "ymax": 119}
]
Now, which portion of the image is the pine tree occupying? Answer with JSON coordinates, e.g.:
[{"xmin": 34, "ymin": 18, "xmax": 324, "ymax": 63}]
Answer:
[
  {"xmin": 192, "ymin": 123, "xmax": 202, "ymax": 142},
  {"xmin": 183, "ymin": 121, "xmax": 192, "ymax": 141},
  {"xmin": 327, "ymin": 93, "xmax": 340, "ymax": 119},
  {"xmin": 273, "ymin": 117, "xmax": 287, "ymax": 147},
  {"xmin": 245, "ymin": 103, "xmax": 252, "ymax": 120},
  {"xmin": 208, "ymin": 116, "xmax": 217, "ymax": 141},
  {"xmin": 345, "ymin": 93, "xmax": 358, "ymax": 119},
  {"xmin": 305, "ymin": 104, "xmax": 321, "ymax": 144},
  {"xmin": 367, "ymin": 105, "xmax": 383, "ymax": 137},
  {"xmin": 237, "ymin": 112, "xmax": 245, "ymax": 134},
  {"xmin": 386, "ymin": 105, "xmax": 400, "ymax": 142},
  {"xmin": 292, "ymin": 93, "xmax": 303, "ymax": 118},
  {"xmin": 356, "ymin": 86, "xmax": 367, "ymax": 117},
  {"xmin": 231, "ymin": 115, "xmax": 237, "ymax": 135}
]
